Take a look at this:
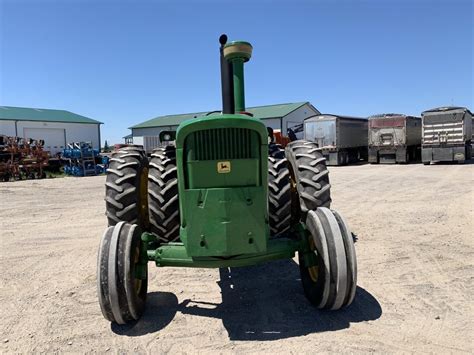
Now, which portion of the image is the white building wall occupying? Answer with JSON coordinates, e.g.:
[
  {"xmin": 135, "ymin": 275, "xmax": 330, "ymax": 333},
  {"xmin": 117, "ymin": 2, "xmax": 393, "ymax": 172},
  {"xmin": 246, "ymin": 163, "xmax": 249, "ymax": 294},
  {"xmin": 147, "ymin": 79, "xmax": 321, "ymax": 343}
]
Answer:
[
  {"xmin": 0, "ymin": 120, "xmax": 17, "ymax": 136},
  {"xmin": 260, "ymin": 118, "xmax": 281, "ymax": 130},
  {"xmin": 13, "ymin": 121, "xmax": 100, "ymax": 154},
  {"xmin": 282, "ymin": 103, "xmax": 320, "ymax": 133},
  {"xmin": 131, "ymin": 126, "xmax": 178, "ymax": 141}
]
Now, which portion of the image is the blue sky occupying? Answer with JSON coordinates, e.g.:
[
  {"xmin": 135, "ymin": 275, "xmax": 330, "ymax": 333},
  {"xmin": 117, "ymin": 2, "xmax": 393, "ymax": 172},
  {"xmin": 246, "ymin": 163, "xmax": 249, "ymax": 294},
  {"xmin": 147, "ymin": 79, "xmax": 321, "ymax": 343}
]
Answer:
[{"xmin": 1, "ymin": 0, "xmax": 472, "ymax": 145}]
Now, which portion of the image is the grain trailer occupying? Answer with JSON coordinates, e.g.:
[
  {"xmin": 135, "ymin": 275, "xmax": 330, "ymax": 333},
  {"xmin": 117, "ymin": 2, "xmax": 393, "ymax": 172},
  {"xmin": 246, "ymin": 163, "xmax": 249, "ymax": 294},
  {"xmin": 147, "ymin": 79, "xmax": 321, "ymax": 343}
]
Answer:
[
  {"xmin": 421, "ymin": 107, "xmax": 472, "ymax": 164},
  {"xmin": 368, "ymin": 114, "xmax": 421, "ymax": 164},
  {"xmin": 304, "ymin": 115, "xmax": 368, "ymax": 165}
]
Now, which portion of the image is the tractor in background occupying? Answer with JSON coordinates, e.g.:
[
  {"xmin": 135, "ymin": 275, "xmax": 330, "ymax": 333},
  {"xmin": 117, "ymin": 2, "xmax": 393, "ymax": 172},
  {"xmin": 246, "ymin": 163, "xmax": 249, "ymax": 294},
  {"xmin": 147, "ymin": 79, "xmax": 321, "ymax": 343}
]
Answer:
[{"xmin": 98, "ymin": 35, "xmax": 357, "ymax": 324}]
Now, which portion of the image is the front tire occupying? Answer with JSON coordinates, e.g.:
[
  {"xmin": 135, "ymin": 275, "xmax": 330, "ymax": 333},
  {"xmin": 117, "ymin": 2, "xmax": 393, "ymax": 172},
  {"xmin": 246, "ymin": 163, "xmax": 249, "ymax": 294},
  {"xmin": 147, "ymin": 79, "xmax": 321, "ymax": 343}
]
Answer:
[
  {"xmin": 299, "ymin": 208, "xmax": 357, "ymax": 309},
  {"xmin": 97, "ymin": 222, "xmax": 148, "ymax": 324}
]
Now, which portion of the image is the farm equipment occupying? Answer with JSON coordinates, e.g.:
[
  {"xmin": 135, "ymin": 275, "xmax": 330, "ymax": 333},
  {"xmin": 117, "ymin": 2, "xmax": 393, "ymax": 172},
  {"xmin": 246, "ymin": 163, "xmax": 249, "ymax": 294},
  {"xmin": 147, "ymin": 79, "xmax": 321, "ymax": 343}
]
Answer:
[
  {"xmin": 62, "ymin": 142, "xmax": 102, "ymax": 176},
  {"xmin": 0, "ymin": 135, "xmax": 49, "ymax": 181},
  {"xmin": 97, "ymin": 35, "xmax": 358, "ymax": 324}
]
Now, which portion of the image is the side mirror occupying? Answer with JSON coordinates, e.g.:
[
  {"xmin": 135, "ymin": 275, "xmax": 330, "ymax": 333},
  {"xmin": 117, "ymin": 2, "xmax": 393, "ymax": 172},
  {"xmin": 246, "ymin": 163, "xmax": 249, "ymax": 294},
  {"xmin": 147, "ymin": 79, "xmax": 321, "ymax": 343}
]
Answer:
[
  {"xmin": 266, "ymin": 127, "xmax": 274, "ymax": 144},
  {"xmin": 159, "ymin": 130, "xmax": 176, "ymax": 143}
]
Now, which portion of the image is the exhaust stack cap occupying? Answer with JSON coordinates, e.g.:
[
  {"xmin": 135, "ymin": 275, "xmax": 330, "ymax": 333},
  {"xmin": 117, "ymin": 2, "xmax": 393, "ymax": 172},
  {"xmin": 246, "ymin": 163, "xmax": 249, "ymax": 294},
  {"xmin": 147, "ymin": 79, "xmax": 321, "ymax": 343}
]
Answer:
[
  {"xmin": 223, "ymin": 41, "xmax": 253, "ymax": 62},
  {"xmin": 219, "ymin": 34, "xmax": 228, "ymax": 45}
]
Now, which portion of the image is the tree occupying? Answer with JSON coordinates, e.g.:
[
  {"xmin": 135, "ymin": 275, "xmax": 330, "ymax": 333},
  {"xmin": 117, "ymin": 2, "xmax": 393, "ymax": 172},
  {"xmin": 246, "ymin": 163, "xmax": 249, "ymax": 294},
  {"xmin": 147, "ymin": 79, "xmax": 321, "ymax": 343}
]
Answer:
[{"xmin": 103, "ymin": 140, "xmax": 110, "ymax": 153}]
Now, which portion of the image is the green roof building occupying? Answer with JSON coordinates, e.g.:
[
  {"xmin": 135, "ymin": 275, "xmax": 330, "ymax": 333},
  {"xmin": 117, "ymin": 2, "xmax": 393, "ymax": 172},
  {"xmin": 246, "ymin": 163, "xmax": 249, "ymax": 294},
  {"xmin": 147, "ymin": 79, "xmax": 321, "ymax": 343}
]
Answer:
[
  {"xmin": 129, "ymin": 102, "xmax": 320, "ymax": 150},
  {"xmin": 0, "ymin": 106, "xmax": 102, "ymax": 154}
]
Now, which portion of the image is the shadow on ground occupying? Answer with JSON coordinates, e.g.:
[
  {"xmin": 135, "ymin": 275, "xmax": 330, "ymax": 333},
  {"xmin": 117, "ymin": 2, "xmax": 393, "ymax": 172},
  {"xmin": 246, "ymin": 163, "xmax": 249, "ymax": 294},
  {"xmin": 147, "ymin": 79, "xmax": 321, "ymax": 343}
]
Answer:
[
  {"xmin": 426, "ymin": 160, "xmax": 474, "ymax": 165},
  {"xmin": 112, "ymin": 259, "xmax": 382, "ymax": 340},
  {"xmin": 111, "ymin": 291, "xmax": 179, "ymax": 336}
]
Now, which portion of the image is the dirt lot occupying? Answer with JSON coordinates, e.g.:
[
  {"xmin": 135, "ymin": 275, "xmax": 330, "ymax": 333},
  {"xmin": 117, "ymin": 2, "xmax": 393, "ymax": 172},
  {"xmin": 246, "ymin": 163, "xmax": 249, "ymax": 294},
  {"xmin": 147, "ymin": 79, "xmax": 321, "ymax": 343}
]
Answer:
[{"xmin": 1, "ymin": 163, "xmax": 472, "ymax": 353}]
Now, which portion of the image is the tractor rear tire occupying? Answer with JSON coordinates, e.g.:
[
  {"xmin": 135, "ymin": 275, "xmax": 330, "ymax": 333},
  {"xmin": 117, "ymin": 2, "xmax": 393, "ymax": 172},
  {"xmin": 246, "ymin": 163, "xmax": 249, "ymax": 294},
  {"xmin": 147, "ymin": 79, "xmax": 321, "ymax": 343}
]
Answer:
[
  {"xmin": 268, "ymin": 143, "xmax": 291, "ymax": 237},
  {"xmin": 97, "ymin": 222, "xmax": 148, "ymax": 324},
  {"xmin": 285, "ymin": 140, "xmax": 331, "ymax": 219},
  {"xmin": 148, "ymin": 146, "xmax": 180, "ymax": 242},
  {"xmin": 105, "ymin": 146, "xmax": 149, "ymax": 229},
  {"xmin": 299, "ymin": 207, "xmax": 357, "ymax": 310}
]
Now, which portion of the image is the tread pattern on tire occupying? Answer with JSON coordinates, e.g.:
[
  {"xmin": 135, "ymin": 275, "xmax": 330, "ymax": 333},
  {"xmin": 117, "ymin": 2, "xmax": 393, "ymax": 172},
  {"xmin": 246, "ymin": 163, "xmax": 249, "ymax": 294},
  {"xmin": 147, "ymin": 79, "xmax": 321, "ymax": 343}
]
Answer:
[
  {"xmin": 300, "ymin": 208, "xmax": 356, "ymax": 310},
  {"xmin": 105, "ymin": 146, "xmax": 148, "ymax": 228},
  {"xmin": 332, "ymin": 209, "xmax": 357, "ymax": 307},
  {"xmin": 148, "ymin": 146, "xmax": 180, "ymax": 242},
  {"xmin": 285, "ymin": 140, "xmax": 331, "ymax": 216},
  {"xmin": 316, "ymin": 208, "xmax": 347, "ymax": 310},
  {"xmin": 268, "ymin": 143, "xmax": 291, "ymax": 237},
  {"xmin": 97, "ymin": 222, "xmax": 148, "ymax": 324},
  {"xmin": 97, "ymin": 226, "xmax": 115, "ymax": 322}
]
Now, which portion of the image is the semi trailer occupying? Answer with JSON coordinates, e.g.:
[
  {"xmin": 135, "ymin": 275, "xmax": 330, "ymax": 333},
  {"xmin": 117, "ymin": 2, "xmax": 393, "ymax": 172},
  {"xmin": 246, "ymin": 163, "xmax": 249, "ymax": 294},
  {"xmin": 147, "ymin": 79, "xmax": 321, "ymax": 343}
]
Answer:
[
  {"xmin": 304, "ymin": 114, "xmax": 368, "ymax": 165},
  {"xmin": 421, "ymin": 107, "xmax": 472, "ymax": 164},
  {"xmin": 368, "ymin": 114, "xmax": 421, "ymax": 164}
]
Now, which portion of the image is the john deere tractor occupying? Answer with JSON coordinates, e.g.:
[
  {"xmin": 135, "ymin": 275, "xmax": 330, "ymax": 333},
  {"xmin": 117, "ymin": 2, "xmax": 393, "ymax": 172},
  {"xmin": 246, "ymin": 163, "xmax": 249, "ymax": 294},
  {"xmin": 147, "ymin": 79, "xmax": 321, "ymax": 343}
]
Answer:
[{"xmin": 98, "ymin": 35, "xmax": 357, "ymax": 324}]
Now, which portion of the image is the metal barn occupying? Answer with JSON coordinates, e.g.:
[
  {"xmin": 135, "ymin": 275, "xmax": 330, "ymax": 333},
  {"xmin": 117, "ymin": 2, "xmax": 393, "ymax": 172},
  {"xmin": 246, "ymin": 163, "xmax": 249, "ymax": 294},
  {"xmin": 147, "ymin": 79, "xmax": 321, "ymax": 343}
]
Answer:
[{"xmin": 0, "ymin": 106, "xmax": 102, "ymax": 155}]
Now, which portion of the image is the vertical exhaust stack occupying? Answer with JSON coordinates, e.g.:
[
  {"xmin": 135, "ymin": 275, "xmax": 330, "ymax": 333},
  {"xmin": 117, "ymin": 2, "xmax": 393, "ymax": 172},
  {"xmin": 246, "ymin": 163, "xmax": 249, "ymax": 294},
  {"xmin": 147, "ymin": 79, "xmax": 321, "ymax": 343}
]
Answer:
[
  {"xmin": 219, "ymin": 34, "xmax": 235, "ymax": 114},
  {"xmin": 222, "ymin": 38, "xmax": 253, "ymax": 113}
]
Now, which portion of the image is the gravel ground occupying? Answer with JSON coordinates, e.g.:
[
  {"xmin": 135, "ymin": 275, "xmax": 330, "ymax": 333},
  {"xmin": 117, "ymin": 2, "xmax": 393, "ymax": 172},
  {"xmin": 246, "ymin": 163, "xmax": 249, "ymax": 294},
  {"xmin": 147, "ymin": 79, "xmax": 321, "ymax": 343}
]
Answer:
[{"xmin": 0, "ymin": 162, "xmax": 472, "ymax": 353}]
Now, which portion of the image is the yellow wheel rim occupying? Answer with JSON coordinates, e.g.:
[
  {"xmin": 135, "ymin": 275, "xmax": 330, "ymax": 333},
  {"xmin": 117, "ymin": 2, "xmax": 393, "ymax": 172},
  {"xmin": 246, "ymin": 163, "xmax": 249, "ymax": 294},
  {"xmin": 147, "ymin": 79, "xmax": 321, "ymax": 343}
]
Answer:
[
  {"xmin": 307, "ymin": 236, "xmax": 319, "ymax": 283},
  {"xmin": 308, "ymin": 265, "xmax": 319, "ymax": 283},
  {"xmin": 133, "ymin": 245, "xmax": 143, "ymax": 294}
]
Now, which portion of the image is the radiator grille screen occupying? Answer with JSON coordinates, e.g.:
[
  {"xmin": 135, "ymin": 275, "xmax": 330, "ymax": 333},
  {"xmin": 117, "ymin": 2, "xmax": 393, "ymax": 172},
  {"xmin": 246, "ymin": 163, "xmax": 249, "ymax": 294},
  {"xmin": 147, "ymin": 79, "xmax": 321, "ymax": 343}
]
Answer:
[{"xmin": 186, "ymin": 128, "xmax": 256, "ymax": 160}]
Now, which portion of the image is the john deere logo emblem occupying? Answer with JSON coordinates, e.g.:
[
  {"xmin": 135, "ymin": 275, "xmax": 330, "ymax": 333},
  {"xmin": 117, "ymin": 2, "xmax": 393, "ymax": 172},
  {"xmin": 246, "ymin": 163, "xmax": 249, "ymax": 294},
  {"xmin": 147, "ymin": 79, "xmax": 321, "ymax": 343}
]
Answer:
[{"xmin": 217, "ymin": 161, "xmax": 231, "ymax": 173}]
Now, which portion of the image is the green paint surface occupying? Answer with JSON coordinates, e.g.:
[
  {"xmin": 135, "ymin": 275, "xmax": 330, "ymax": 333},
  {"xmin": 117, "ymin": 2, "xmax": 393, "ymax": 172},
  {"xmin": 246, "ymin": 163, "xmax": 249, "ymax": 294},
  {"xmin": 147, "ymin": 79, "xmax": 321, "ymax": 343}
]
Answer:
[{"xmin": 175, "ymin": 114, "xmax": 269, "ymax": 257}]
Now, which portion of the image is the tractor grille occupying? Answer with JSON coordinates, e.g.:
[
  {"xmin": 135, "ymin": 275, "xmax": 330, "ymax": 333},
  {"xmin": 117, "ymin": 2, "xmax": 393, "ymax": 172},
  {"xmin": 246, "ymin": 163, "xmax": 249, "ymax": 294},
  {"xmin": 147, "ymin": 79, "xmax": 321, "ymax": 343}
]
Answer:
[{"xmin": 187, "ymin": 128, "xmax": 255, "ymax": 160}]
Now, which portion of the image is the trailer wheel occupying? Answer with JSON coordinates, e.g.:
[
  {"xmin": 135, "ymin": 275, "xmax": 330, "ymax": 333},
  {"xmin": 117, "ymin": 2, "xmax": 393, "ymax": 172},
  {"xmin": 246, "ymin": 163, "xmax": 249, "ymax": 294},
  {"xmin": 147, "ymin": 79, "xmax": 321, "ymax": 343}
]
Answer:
[
  {"xmin": 299, "ymin": 207, "xmax": 357, "ymax": 309},
  {"xmin": 285, "ymin": 140, "xmax": 331, "ymax": 220},
  {"xmin": 105, "ymin": 146, "xmax": 149, "ymax": 229},
  {"xmin": 97, "ymin": 222, "xmax": 148, "ymax": 324},
  {"xmin": 148, "ymin": 146, "xmax": 180, "ymax": 242},
  {"xmin": 268, "ymin": 143, "xmax": 291, "ymax": 237}
]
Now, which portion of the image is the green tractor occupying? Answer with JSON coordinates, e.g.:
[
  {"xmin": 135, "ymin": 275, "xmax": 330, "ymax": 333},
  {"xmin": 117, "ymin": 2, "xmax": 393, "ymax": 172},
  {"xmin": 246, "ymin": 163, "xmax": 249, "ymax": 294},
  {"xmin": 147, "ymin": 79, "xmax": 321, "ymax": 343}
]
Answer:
[{"xmin": 98, "ymin": 35, "xmax": 357, "ymax": 324}]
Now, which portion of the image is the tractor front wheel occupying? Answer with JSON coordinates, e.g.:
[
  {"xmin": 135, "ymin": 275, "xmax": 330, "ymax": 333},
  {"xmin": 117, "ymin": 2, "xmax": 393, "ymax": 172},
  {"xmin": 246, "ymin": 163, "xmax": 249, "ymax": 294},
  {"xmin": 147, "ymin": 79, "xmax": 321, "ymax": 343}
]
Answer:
[
  {"xmin": 299, "ymin": 207, "xmax": 357, "ymax": 309},
  {"xmin": 97, "ymin": 222, "xmax": 148, "ymax": 324}
]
